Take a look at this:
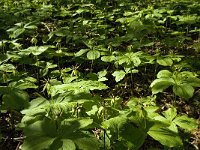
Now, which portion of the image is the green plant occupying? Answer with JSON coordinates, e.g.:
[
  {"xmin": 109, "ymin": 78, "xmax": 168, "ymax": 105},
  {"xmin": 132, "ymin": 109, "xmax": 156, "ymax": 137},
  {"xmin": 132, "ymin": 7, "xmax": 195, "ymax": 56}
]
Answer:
[
  {"xmin": 0, "ymin": 0, "xmax": 199, "ymax": 149},
  {"xmin": 151, "ymin": 70, "xmax": 200, "ymax": 99}
]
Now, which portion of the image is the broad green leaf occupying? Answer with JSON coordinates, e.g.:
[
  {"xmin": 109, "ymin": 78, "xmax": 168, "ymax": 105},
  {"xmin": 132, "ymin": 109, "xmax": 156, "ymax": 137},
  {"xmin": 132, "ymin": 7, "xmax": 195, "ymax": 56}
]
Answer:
[
  {"xmin": 60, "ymin": 139, "xmax": 76, "ymax": 150},
  {"xmin": 157, "ymin": 70, "xmax": 172, "ymax": 78},
  {"xmin": 49, "ymin": 138, "xmax": 76, "ymax": 150},
  {"xmin": 163, "ymin": 107, "xmax": 177, "ymax": 121},
  {"xmin": 53, "ymin": 27, "xmax": 70, "ymax": 37},
  {"xmin": 101, "ymin": 55, "xmax": 115, "ymax": 62},
  {"xmin": 9, "ymin": 80, "xmax": 37, "ymax": 90},
  {"xmin": 61, "ymin": 118, "xmax": 93, "ymax": 131},
  {"xmin": 86, "ymin": 105, "xmax": 98, "ymax": 116},
  {"xmin": 102, "ymin": 116, "xmax": 127, "ymax": 135},
  {"xmin": 74, "ymin": 137, "xmax": 101, "ymax": 150},
  {"xmin": 148, "ymin": 123, "xmax": 182, "ymax": 147},
  {"xmin": 11, "ymin": 28, "xmax": 25, "ymax": 38},
  {"xmin": 173, "ymin": 84, "xmax": 194, "ymax": 99},
  {"xmin": 129, "ymin": 56, "xmax": 141, "ymax": 67},
  {"xmin": 31, "ymin": 46, "xmax": 49, "ymax": 55},
  {"xmin": 120, "ymin": 124, "xmax": 146, "ymax": 150},
  {"xmin": 23, "ymin": 118, "xmax": 57, "ymax": 137},
  {"xmin": 22, "ymin": 136, "xmax": 55, "ymax": 150},
  {"xmin": 24, "ymin": 25, "xmax": 37, "ymax": 30},
  {"xmin": 51, "ymin": 80, "xmax": 108, "ymax": 95},
  {"xmin": 127, "ymin": 108, "xmax": 148, "ymax": 130},
  {"xmin": 157, "ymin": 57, "xmax": 173, "ymax": 66},
  {"xmin": 75, "ymin": 49, "xmax": 89, "ymax": 57},
  {"xmin": 98, "ymin": 70, "xmax": 108, "ymax": 81},
  {"xmin": 19, "ymin": 46, "xmax": 50, "ymax": 56},
  {"xmin": 98, "ymin": 77, "xmax": 107, "ymax": 82},
  {"xmin": 87, "ymin": 50, "xmax": 100, "ymax": 60},
  {"xmin": 185, "ymin": 77, "xmax": 200, "ymax": 87},
  {"xmin": 21, "ymin": 97, "xmax": 48, "ymax": 116},
  {"xmin": 97, "ymin": 70, "xmax": 107, "ymax": 78},
  {"xmin": 112, "ymin": 70, "xmax": 126, "ymax": 82},
  {"xmin": 0, "ymin": 54, "xmax": 10, "ymax": 64},
  {"xmin": 179, "ymin": 71, "xmax": 196, "ymax": 77},
  {"xmin": 117, "ymin": 55, "xmax": 131, "ymax": 65},
  {"xmin": 153, "ymin": 115, "xmax": 171, "ymax": 125},
  {"xmin": 0, "ymin": 64, "xmax": 15, "ymax": 72},
  {"xmin": 0, "ymin": 86, "xmax": 29, "ymax": 110},
  {"xmin": 150, "ymin": 78, "xmax": 175, "ymax": 94},
  {"xmin": 22, "ymin": 119, "xmax": 57, "ymax": 150},
  {"xmin": 174, "ymin": 115, "xmax": 198, "ymax": 131}
]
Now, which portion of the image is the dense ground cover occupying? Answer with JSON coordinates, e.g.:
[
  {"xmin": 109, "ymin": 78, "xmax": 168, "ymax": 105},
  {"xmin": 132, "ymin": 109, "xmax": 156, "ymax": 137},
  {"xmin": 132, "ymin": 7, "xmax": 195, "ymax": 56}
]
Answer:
[{"xmin": 0, "ymin": 0, "xmax": 200, "ymax": 149}]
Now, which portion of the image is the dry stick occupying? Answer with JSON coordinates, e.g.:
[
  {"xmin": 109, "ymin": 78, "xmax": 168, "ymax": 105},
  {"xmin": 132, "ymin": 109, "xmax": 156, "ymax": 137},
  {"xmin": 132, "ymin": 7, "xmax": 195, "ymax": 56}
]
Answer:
[
  {"xmin": 12, "ymin": 136, "xmax": 26, "ymax": 141},
  {"xmin": 41, "ymin": 22, "xmax": 51, "ymax": 32},
  {"xmin": 15, "ymin": 142, "xmax": 21, "ymax": 150}
]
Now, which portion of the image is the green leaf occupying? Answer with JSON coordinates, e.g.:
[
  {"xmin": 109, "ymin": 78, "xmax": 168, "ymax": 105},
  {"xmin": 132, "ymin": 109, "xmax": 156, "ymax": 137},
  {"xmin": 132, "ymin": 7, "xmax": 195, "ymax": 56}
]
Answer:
[
  {"xmin": 12, "ymin": 28, "xmax": 25, "ymax": 38},
  {"xmin": 49, "ymin": 138, "xmax": 76, "ymax": 150},
  {"xmin": 75, "ymin": 49, "xmax": 89, "ymax": 57},
  {"xmin": 51, "ymin": 80, "xmax": 108, "ymax": 95},
  {"xmin": 0, "ymin": 54, "xmax": 10, "ymax": 64},
  {"xmin": 185, "ymin": 77, "xmax": 200, "ymax": 87},
  {"xmin": 101, "ymin": 55, "xmax": 115, "ymax": 62},
  {"xmin": 120, "ymin": 124, "xmax": 146, "ymax": 149},
  {"xmin": 0, "ymin": 64, "xmax": 16, "ymax": 72},
  {"xmin": 98, "ymin": 70, "xmax": 107, "ymax": 81},
  {"xmin": 157, "ymin": 57, "xmax": 173, "ymax": 66},
  {"xmin": 157, "ymin": 70, "xmax": 172, "ymax": 78},
  {"xmin": 53, "ymin": 27, "xmax": 70, "ymax": 37},
  {"xmin": 9, "ymin": 80, "xmax": 38, "ymax": 90},
  {"xmin": 112, "ymin": 70, "xmax": 126, "ymax": 82},
  {"xmin": 97, "ymin": 70, "xmax": 107, "ymax": 78},
  {"xmin": 23, "ymin": 118, "xmax": 57, "ymax": 137},
  {"xmin": 21, "ymin": 97, "xmax": 48, "ymax": 116},
  {"xmin": 174, "ymin": 115, "xmax": 198, "ymax": 131},
  {"xmin": 150, "ymin": 78, "xmax": 175, "ymax": 94},
  {"xmin": 22, "ymin": 119, "xmax": 57, "ymax": 150},
  {"xmin": 103, "ymin": 116, "xmax": 127, "ymax": 134},
  {"xmin": 148, "ymin": 123, "xmax": 182, "ymax": 147},
  {"xmin": 0, "ymin": 86, "xmax": 29, "ymax": 110},
  {"xmin": 19, "ymin": 46, "xmax": 50, "ymax": 56},
  {"xmin": 87, "ymin": 50, "xmax": 100, "ymax": 60},
  {"xmin": 60, "ymin": 139, "xmax": 76, "ymax": 150},
  {"xmin": 163, "ymin": 107, "xmax": 177, "ymax": 121},
  {"xmin": 173, "ymin": 84, "xmax": 194, "ymax": 99},
  {"xmin": 22, "ymin": 136, "xmax": 55, "ymax": 150},
  {"xmin": 74, "ymin": 137, "xmax": 101, "ymax": 150},
  {"xmin": 61, "ymin": 118, "xmax": 93, "ymax": 131}
]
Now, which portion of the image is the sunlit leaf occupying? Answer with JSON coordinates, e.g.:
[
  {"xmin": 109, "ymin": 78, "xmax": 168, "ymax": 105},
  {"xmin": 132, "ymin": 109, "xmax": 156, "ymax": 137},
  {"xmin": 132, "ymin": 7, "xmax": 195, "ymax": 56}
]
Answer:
[
  {"xmin": 112, "ymin": 70, "xmax": 126, "ymax": 82},
  {"xmin": 87, "ymin": 50, "xmax": 100, "ymax": 60},
  {"xmin": 148, "ymin": 123, "xmax": 183, "ymax": 147},
  {"xmin": 150, "ymin": 78, "xmax": 175, "ymax": 94},
  {"xmin": 174, "ymin": 115, "xmax": 198, "ymax": 131},
  {"xmin": 173, "ymin": 84, "xmax": 194, "ymax": 99}
]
